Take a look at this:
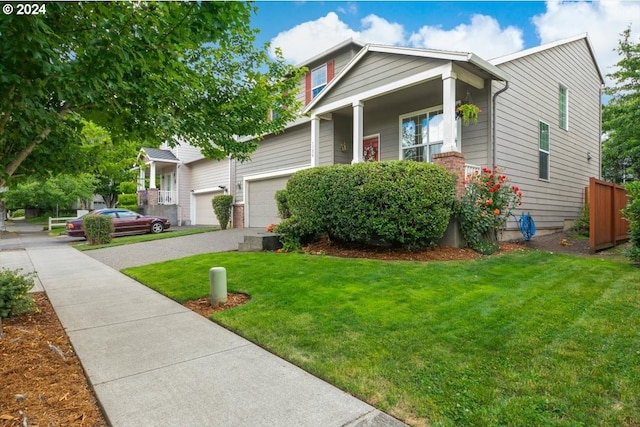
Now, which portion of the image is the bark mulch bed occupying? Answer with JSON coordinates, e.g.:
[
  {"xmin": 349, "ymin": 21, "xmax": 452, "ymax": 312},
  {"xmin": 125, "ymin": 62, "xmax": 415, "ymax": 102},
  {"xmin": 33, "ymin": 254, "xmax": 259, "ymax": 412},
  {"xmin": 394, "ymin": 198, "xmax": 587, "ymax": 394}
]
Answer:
[
  {"xmin": 0, "ymin": 231, "xmax": 618, "ymax": 426},
  {"xmin": 0, "ymin": 293, "xmax": 107, "ymax": 427}
]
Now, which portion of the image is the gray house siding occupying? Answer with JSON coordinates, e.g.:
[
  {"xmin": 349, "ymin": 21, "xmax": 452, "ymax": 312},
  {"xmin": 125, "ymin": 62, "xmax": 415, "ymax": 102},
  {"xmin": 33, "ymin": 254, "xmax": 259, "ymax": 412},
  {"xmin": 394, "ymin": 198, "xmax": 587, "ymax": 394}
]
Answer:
[
  {"xmin": 234, "ymin": 124, "xmax": 311, "ymax": 203},
  {"xmin": 320, "ymin": 53, "xmax": 446, "ymax": 106},
  {"xmin": 189, "ymin": 158, "xmax": 229, "ymax": 191},
  {"xmin": 319, "ymin": 120, "xmax": 334, "ymax": 166},
  {"xmin": 459, "ymin": 87, "xmax": 491, "ymax": 167},
  {"xmin": 493, "ymin": 39, "xmax": 602, "ymax": 231}
]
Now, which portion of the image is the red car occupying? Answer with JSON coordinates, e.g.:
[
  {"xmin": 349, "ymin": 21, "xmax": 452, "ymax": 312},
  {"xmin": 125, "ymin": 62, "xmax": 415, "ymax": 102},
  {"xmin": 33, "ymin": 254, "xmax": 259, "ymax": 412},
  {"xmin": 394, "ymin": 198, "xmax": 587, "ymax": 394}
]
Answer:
[{"xmin": 66, "ymin": 208, "xmax": 170, "ymax": 238}]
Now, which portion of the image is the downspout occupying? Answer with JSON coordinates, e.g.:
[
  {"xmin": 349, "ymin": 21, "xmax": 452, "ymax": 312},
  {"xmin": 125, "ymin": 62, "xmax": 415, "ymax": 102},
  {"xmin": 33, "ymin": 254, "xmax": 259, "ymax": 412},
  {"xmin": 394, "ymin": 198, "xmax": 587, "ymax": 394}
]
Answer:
[
  {"xmin": 491, "ymin": 80, "xmax": 509, "ymax": 168},
  {"xmin": 598, "ymin": 84, "xmax": 603, "ymax": 180}
]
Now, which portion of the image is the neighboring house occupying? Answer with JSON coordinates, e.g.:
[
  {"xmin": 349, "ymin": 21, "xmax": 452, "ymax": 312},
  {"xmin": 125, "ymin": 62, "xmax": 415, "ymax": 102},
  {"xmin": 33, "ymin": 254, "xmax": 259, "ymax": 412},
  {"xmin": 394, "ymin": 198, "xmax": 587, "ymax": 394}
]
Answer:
[
  {"xmin": 137, "ymin": 34, "xmax": 604, "ymax": 239},
  {"xmin": 136, "ymin": 145, "xmax": 230, "ymax": 226}
]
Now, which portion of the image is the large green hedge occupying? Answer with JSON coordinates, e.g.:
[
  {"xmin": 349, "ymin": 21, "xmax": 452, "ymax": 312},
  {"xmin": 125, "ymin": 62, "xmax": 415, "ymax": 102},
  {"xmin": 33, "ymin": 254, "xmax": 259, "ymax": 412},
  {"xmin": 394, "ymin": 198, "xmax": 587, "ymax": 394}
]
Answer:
[
  {"xmin": 275, "ymin": 161, "xmax": 455, "ymax": 249},
  {"xmin": 623, "ymin": 182, "xmax": 640, "ymax": 262}
]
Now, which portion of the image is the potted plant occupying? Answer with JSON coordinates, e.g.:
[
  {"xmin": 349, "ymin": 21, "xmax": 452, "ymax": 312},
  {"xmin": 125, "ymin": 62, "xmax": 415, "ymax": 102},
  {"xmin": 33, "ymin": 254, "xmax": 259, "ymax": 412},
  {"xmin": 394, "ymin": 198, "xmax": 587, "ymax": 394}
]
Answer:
[{"xmin": 456, "ymin": 103, "xmax": 481, "ymax": 126}]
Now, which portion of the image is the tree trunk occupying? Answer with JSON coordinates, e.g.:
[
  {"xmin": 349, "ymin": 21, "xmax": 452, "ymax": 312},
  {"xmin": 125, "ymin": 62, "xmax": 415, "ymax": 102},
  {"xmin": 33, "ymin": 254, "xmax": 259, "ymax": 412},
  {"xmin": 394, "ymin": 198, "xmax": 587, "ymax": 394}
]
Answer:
[{"xmin": 1, "ymin": 103, "xmax": 70, "ymax": 186}]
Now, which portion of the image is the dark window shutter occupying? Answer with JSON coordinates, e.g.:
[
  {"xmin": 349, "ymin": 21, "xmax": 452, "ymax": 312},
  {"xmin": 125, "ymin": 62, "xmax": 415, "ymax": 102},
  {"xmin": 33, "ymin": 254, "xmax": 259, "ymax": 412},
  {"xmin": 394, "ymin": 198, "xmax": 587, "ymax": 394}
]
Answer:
[{"xmin": 327, "ymin": 59, "xmax": 335, "ymax": 82}]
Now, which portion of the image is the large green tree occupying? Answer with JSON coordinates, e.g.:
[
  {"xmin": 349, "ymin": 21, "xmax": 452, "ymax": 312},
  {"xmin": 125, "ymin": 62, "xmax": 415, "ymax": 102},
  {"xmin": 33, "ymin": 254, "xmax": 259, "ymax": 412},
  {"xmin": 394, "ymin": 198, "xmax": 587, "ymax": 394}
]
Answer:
[
  {"xmin": 602, "ymin": 27, "xmax": 640, "ymax": 183},
  {"xmin": 79, "ymin": 121, "xmax": 140, "ymax": 208},
  {"xmin": 2, "ymin": 173, "xmax": 97, "ymax": 214},
  {"xmin": 0, "ymin": 2, "xmax": 304, "ymax": 187}
]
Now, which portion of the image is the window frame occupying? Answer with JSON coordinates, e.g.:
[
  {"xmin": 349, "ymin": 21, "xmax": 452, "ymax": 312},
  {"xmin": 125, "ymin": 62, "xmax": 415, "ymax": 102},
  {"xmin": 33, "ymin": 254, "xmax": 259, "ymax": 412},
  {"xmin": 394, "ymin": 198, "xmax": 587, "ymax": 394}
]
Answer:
[
  {"xmin": 398, "ymin": 106, "xmax": 461, "ymax": 162},
  {"xmin": 538, "ymin": 120, "xmax": 550, "ymax": 181},
  {"xmin": 311, "ymin": 64, "xmax": 327, "ymax": 99},
  {"xmin": 399, "ymin": 107, "xmax": 444, "ymax": 163},
  {"xmin": 559, "ymin": 84, "xmax": 569, "ymax": 131}
]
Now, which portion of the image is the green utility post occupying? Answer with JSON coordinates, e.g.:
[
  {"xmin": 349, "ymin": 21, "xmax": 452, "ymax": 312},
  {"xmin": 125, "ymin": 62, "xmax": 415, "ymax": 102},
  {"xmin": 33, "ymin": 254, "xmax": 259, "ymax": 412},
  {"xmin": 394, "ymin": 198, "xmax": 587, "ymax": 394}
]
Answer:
[{"xmin": 209, "ymin": 267, "xmax": 227, "ymax": 305}]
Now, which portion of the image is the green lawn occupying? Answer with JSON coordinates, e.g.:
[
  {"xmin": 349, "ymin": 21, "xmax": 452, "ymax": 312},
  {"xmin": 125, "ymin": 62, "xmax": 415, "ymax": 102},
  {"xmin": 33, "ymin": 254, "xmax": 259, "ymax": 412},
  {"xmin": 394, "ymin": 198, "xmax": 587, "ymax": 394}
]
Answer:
[
  {"xmin": 123, "ymin": 251, "xmax": 640, "ymax": 427},
  {"xmin": 72, "ymin": 227, "xmax": 218, "ymax": 250}
]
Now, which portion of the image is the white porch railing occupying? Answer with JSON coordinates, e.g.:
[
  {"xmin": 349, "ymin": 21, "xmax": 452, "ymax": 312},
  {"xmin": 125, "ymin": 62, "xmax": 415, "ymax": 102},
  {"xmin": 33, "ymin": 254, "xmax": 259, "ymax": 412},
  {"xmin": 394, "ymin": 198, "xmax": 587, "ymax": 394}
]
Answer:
[
  {"xmin": 158, "ymin": 190, "xmax": 177, "ymax": 205},
  {"xmin": 464, "ymin": 164, "xmax": 482, "ymax": 182}
]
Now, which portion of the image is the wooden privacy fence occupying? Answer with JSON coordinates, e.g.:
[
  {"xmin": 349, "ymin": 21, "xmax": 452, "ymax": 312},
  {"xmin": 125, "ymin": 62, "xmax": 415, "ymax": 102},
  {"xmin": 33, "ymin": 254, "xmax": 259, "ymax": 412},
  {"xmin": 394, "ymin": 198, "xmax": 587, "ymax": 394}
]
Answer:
[{"xmin": 588, "ymin": 177, "xmax": 629, "ymax": 253}]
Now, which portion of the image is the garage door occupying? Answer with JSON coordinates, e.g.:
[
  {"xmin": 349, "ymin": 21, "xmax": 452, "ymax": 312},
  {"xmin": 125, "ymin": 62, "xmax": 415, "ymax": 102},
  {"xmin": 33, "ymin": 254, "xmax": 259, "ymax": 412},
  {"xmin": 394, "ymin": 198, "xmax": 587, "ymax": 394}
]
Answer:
[
  {"xmin": 194, "ymin": 191, "xmax": 222, "ymax": 225},
  {"xmin": 247, "ymin": 176, "xmax": 290, "ymax": 228}
]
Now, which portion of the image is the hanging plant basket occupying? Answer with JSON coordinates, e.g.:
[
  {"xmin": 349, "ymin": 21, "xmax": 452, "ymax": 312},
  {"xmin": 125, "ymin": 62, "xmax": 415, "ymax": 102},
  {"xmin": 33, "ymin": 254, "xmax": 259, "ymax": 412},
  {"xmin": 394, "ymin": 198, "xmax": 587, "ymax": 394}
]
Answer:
[{"xmin": 456, "ymin": 102, "xmax": 481, "ymax": 126}]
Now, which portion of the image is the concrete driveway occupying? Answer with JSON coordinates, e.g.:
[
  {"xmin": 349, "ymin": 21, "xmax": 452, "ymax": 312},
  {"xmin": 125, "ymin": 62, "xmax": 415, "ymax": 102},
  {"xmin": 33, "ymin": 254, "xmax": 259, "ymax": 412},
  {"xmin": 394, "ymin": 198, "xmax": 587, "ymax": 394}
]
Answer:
[{"xmin": 81, "ymin": 227, "xmax": 265, "ymax": 270}]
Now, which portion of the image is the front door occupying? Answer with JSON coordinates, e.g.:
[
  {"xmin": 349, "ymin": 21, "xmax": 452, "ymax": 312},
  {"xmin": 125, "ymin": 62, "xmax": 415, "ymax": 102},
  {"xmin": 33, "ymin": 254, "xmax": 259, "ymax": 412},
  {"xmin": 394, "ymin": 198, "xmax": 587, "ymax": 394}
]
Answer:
[{"xmin": 363, "ymin": 135, "xmax": 379, "ymax": 162}]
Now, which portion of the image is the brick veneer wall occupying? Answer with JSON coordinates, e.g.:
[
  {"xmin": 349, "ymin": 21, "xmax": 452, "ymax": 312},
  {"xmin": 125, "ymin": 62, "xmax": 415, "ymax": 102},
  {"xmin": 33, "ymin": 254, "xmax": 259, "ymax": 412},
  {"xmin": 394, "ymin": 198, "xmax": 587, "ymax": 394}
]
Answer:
[
  {"xmin": 433, "ymin": 151, "xmax": 466, "ymax": 199},
  {"xmin": 233, "ymin": 204, "xmax": 244, "ymax": 228},
  {"xmin": 146, "ymin": 188, "xmax": 159, "ymax": 206}
]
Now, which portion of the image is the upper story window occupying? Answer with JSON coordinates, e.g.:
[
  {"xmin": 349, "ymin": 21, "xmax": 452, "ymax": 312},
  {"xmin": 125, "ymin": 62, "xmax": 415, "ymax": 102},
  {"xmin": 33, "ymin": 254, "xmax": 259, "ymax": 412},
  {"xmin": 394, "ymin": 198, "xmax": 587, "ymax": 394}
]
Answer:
[
  {"xmin": 311, "ymin": 65, "xmax": 327, "ymax": 98},
  {"xmin": 305, "ymin": 60, "xmax": 334, "ymax": 105},
  {"xmin": 559, "ymin": 85, "xmax": 568, "ymax": 130},
  {"xmin": 539, "ymin": 121, "xmax": 550, "ymax": 180}
]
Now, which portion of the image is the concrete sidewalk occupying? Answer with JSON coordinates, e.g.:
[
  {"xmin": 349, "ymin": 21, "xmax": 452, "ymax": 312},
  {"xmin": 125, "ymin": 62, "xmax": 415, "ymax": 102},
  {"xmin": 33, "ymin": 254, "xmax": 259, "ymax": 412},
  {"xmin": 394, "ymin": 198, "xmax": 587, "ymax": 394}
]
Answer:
[{"xmin": 2, "ymin": 227, "xmax": 407, "ymax": 427}]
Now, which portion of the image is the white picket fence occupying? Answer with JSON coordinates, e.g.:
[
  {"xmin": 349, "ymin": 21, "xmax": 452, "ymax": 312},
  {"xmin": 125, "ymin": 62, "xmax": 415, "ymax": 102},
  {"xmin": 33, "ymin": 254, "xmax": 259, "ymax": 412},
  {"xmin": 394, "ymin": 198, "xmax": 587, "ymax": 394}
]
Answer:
[{"xmin": 48, "ymin": 210, "xmax": 89, "ymax": 231}]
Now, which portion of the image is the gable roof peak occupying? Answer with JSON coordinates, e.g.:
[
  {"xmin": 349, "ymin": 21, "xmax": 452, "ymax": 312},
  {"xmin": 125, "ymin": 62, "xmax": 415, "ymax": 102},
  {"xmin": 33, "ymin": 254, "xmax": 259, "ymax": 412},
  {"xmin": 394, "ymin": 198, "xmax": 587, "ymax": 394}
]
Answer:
[
  {"xmin": 296, "ymin": 38, "xmax": 365, "ymax": 67},
  {"xmin": 489, "ymin": 33, "xmax": 604, "ymax": 84}
]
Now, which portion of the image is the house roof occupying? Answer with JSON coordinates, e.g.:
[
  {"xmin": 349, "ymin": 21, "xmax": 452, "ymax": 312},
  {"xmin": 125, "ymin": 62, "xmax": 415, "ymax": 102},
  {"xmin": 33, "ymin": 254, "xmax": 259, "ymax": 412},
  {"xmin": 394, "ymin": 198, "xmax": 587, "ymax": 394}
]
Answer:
[
  {"xmin": 139, "ymin": 147, "xmax": 180, "ymax": 163},
  {"xmin": 303, "ymin": 43, "xmax": 510, "ymax": 114},
  {"xmin": 295, "ymin": 38, "xmax": 365, "ymax": 68},
  {"xmin": 489, "ymin": 33, "xmax": 605, "ymax": 85}
]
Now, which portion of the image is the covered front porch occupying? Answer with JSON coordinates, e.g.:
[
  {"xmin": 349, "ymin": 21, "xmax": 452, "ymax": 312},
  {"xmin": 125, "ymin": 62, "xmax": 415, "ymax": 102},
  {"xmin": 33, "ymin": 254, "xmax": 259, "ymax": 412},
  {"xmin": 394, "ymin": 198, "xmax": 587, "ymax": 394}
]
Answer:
[
  {"xmin": 303, "ymin": 46, "xmax": 508, "ymax": 190},
  {"xmin": 136, "ymin": 148, "xmax": 180, "ymax": 207}
]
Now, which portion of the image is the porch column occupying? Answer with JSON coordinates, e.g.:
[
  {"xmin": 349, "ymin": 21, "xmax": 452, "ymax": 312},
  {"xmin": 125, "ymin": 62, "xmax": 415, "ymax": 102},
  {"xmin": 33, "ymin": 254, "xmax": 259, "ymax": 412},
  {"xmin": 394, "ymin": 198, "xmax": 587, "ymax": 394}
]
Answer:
[
  {"xmin": 149, "ymin": 161, "xmax": 156, "ymax": 189},
  {"xmin": 138, "ymin": 168, "xmax": 146, "ymax": 190},
  {"xmin": 352, "ymin": 101, "xmax": 364, "ymax": 164},
  {"xmin": 310, "ymin": 115, "xmax": 320, "ymax": 167},
  {"xmin": 442, "ymin": 68, "xmax": 459, "ymax": 153}
]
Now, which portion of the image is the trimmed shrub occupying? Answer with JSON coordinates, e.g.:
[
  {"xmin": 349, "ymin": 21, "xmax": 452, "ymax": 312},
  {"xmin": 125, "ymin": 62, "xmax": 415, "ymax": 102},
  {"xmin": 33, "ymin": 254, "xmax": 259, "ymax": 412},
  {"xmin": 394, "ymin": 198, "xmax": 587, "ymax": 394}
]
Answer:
[
  {"xmin": 117, "ymin": 193, "xmax": 138, "ymax": 211},
  {"xmin": 118, "ymin": 182, "xmax": 138, "ymax": 194},
  {"xmin": 275, "ymin": 161, "xmax": 456, "ymax": 249},
  {"xmin": 274, "ymin": 189, "xmax": 291, "ymax": 219},
  {"xmin": 212, "ymin": 194, "xmax": 233, "ymax": 230},
  {"xmin": 0, "ymin": 268, "xmax": 36, "ymax": 318},
  {"xmin": 623, "ymin": 182, "xmax": 640, "ymax": 262},
  {"xmin": 83, "ymin": 214, "xmax": 114, "ymax": 245}
]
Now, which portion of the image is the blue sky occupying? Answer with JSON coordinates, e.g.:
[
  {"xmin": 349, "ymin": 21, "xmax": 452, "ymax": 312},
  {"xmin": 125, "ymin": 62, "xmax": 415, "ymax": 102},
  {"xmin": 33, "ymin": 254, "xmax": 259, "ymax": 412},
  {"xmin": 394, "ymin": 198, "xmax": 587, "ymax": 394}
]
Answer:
[{"xmin": 249, "ymin": 1, "xmax": 640, "ymax": 85}]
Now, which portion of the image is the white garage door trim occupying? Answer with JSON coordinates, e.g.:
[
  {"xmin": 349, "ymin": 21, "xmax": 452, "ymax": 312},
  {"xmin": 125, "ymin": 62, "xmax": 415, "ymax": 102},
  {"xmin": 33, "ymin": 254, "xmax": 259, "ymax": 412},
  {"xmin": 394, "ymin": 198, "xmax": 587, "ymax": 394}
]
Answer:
[{"xmin": 243, "ymin": 166, "xmax": 310, "ymax": 228}]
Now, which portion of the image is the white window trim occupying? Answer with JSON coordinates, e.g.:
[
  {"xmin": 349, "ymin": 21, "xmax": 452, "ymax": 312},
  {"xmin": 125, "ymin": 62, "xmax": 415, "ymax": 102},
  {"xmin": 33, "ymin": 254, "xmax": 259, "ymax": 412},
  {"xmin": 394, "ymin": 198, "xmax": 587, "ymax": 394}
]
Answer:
[
  {"xmin": 539, "ymin": 120, "xmax": 550, "ymax": 181},
  {"xmin": 311, "ymin": 64, "xmax": 327, "ymax": 99},
  {"xmin": 559, "ymin": 84, "xmax": 569, "ymax": 131},
  {"xmin": 398, "ymin": 106, "xmax": 461, "ymax": 162}
]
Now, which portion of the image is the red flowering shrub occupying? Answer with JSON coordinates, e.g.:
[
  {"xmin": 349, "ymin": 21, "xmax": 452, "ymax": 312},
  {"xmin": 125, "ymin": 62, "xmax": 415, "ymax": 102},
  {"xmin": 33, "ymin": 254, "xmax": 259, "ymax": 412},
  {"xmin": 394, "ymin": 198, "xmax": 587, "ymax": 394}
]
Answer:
[{"xmin": 457, "ymin": 166, "xmax": 522, "ymax": 254}]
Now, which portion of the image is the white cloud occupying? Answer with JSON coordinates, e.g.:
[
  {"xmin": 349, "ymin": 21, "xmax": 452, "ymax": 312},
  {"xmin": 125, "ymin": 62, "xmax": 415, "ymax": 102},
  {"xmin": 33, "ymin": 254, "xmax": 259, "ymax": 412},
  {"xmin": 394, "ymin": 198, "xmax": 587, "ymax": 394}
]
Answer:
[
  {"xmin": 533, "ymin": 0, "xmax": 640, "ymax": 84},
  {"xmin": 408, "ymin": 14, "xmax": 524, "ymax": 59},
  {"xmin": 270, "ymin": 12, "xmax": 405, "ymax": 64},
  {"xmin": 270, "ymin": 12, "xmax": 358, "ymax": 64},
  {"xmin": 336, "ymin": 2, "xmax": 358, "ymax": 16},
  {"xmin": 359, "ymin": 14, "xmax": 406, "ymax": 46}
]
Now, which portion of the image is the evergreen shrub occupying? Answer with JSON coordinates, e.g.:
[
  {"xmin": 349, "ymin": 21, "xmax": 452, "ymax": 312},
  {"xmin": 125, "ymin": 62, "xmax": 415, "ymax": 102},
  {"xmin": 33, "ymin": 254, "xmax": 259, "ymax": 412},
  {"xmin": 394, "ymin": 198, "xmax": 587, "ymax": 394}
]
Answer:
[
  {"xmin": 0, "ymin": 268, "xmax": 36, "ymax": 318},
  {"xmin": 623, "ymin": 182, "xmax": 640, "ymax": 262},
  {"xmin": 83, "ymin": 214, "xmax": 114, "ymax": 245},
  {"xmin": 212, "ymin": 194, "xmax": 233, "ymax": 230},
  {"xmin": 275, "ymin": 161, "xmax": 455, "ymax": 250}
]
